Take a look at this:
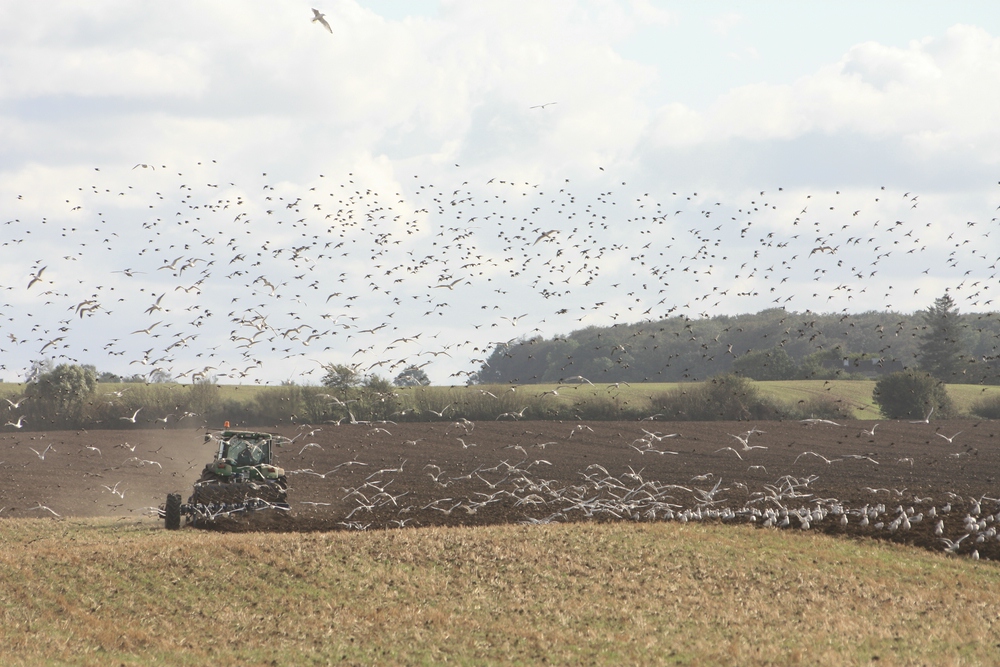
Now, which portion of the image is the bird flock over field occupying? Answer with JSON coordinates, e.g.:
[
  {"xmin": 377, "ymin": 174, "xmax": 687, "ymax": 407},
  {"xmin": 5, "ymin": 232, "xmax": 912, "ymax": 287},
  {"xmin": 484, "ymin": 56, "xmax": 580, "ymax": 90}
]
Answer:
[
  {"xmin": 1, "ymin": 158, "xmax": 998, "ymax": 387},
  {"xmin": 2, "ymin": 396, "xmax": 997, "ymax": 558},
  {"xmin": 270, "ymin": 417, "xmax": 997, "ymax": 559}
]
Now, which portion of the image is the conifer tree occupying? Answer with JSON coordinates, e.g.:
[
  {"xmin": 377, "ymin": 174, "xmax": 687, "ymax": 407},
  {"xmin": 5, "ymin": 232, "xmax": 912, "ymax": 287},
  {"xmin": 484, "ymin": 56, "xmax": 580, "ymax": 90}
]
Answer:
[{"xmin": 916, "ymin": 293, "xmax": 966, "ymax": 381}]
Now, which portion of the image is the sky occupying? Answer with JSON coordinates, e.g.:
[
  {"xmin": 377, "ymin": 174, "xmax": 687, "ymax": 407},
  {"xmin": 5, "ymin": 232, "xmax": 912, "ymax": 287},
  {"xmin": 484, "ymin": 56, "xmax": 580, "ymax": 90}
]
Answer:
[{"xmin": 1, "ymin": 1, "xmax": 1000, "ymax": 386}]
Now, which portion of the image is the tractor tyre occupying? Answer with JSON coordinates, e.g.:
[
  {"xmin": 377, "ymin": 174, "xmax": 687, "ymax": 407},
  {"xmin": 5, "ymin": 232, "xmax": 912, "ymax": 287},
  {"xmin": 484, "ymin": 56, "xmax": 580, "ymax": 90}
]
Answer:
[{"xmin": 165, "ymin": 493, "xmax": 182, "ymax": 530}]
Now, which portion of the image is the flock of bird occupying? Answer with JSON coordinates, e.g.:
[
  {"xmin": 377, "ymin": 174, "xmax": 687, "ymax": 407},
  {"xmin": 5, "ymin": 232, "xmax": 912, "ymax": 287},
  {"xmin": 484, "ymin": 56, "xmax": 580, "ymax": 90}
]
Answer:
[
  {"xmin": 1, "ymin": 157, "xmax": 998, "ymax": 387},
  {"xmin": 1, "ymin": 395, "xmax": 995, "ymax": 558},
  {"xmin": 264, "ymin": 417, "xmax": 996, "ymax": 559}
]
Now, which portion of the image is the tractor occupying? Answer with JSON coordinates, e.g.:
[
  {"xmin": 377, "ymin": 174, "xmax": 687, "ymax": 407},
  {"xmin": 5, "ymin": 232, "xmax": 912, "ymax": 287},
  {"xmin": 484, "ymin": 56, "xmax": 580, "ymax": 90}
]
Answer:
[{"xmin": 163, "ymin": 428, "xmax": 291, "ymax": 529}]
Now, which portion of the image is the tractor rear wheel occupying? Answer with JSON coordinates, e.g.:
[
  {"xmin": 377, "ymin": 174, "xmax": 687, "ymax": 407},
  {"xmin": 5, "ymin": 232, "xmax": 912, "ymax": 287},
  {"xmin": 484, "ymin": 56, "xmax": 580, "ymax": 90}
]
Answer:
[{"xmin": 165, "ymin": 493, "xmax": 182, "ymax": 530}]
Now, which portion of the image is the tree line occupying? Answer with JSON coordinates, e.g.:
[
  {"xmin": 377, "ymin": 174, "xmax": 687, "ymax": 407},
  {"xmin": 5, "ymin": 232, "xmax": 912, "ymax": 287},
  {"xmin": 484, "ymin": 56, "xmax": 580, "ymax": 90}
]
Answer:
[
  {"xmin": 3, "ymin": 295, "xmax": 997, "ymax": 430},
  {"xmin": 473, "ymin": 295, "xmax": 999, "ymax": 385}
]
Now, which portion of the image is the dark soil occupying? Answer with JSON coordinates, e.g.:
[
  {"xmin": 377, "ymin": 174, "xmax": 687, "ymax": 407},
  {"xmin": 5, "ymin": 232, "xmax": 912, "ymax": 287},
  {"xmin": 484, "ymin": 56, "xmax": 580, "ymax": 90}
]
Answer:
[{"xmin": 2, "ymin": 419, "xmax": 998, "ymax": 557}]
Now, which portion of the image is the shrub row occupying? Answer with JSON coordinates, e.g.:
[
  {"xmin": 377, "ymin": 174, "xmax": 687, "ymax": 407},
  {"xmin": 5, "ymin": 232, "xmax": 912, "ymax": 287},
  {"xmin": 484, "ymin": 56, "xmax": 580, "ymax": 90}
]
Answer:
[{"xmin": 0, "ymin": 372, "xmax": 980, "ymax": 431}]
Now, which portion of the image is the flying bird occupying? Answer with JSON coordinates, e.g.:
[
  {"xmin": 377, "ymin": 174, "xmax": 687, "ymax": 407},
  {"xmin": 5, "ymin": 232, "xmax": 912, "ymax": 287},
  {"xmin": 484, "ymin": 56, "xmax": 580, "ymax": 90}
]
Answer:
[
  {"xmin": 26, "ymin": 266, "xmax": 46, "ymax": 289},
  {"xmin": 533, "ymin": 230, "xmax": 558, "ymax": 245},
  {"xmin": 312, "ymin": 8, "xmax": 333, "ymax": 33}
]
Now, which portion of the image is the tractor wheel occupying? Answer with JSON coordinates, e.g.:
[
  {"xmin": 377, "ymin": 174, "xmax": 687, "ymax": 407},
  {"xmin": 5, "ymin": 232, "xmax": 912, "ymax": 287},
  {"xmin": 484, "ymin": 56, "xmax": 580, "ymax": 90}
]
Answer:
[{"xmin": 165, "ymin": 493, "xmax": 182, "ymax": 530}]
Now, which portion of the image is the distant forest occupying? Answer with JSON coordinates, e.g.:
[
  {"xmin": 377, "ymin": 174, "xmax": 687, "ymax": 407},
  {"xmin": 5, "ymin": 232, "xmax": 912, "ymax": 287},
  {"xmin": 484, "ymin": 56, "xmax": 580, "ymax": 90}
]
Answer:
[{"xmin": 473, "ymin": 306, "xmax": 1000, "ymax": 385}]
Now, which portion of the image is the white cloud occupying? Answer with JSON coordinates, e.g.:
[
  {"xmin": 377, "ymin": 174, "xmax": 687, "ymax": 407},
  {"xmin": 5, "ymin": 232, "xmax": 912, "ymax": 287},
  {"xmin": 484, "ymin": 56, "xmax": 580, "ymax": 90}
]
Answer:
[
  {"xmin": 0, "ymin": 46, "xmax": 208, "ymax": 99},
  {"xmin": 710, "ymin": 11, "xmax": 743, "ymax": 37},
  {"xmin": 630, "ymin": 0, "xmax": 676, "ymax": 28},
  {"xmin": 646, "ymin": 23, "xmax": 1000, "ymax": 170}
]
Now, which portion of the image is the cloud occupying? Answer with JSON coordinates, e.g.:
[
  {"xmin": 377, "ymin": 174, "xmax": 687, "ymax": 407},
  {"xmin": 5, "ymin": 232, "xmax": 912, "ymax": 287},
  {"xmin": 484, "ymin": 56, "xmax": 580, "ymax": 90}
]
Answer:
[
  {"xmin": 644, "ymin": 24, "xmax": 1000, "ymax": 176},
  {"xmin": 629, "ymin": 0, "xmax": 676, "ymax": 28},
  {"xmin": 710, "ymin": 11, "xmax": 743, "ymax": 37}
]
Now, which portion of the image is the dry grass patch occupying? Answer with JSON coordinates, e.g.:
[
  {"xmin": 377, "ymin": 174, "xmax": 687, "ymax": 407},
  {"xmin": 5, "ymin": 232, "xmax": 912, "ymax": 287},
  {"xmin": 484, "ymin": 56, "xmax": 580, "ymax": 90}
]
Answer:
[{"xmin": 1, "ymin": 518, "xmax": 999, "ymax": 665}]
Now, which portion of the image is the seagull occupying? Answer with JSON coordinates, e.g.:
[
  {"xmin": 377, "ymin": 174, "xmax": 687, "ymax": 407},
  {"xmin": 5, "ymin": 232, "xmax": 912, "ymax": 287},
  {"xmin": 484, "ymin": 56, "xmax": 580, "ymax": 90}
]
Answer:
[
  {"xmin": 909, "ymin": 406, "xmax": 934, "ymax": 424},
  {"xmin": 729, "ymin": 433, "xmax": 767, "ymax": 451},
  {"xmin": 940, "ymin": 534, "xmax": 969, "ymax": 554},
  {"xmin": 311, "ymin": 8, "xmax": 333, "ymax": 33},
  {"xmin": 529, "ymin": 102, "xmax": 557, "ymax": 109},
  {"xmin": 4, "ymin": 397, "xmax": 28, "ymax": 410},
  {"xmin": 29, "ymin": 503, "xmax": 60, "ymax": 517},
  {"xmin": 714, "ymin": 446, "xmax": 743, "ymax": 460},
  {"xmin": 26, "ymin": 266, "xmax": 46, "ymax": 289},
  {"xmin": 120, "ymin": 407, "xmax": 142, "ymax": 423},
  {"xmin": 936, "ymin": 431, "xmax": 962, "ymax": 444},
  {"xmin": 794, "ymin": 451, "xmax": 841, "ymax": 465},
  {"xmin": 533, "ymin": 230, "xmax": 558, "ymax": 245},
  {"xmin": 102, "ymin": 481, "xmax": 125, "ymax": 498},
  {"xmin": 426, "ymin": 404, "xmax": 452, "ymax": 418},
  {"xmin": 5, "ymin": 416, "xmax": 25, "ymax": 429},
  {"xmin": 642, "ymin": 429, "xmax": 679, "ymax": 441},
  {"xmin": 29, "ymin": 444, "xmax": 54, "ymax": 460}
]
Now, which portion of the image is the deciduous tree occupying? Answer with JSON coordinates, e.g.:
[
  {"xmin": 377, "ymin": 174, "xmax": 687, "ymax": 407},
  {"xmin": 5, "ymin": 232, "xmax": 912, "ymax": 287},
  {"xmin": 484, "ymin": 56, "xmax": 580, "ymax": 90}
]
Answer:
[
  {"xmin": 394, "ymin": 366, "xmax": 431, "ymax": 387},
  {"xmin": 872, "ymin": 370, "xmax": 956, "ymax": 420}
]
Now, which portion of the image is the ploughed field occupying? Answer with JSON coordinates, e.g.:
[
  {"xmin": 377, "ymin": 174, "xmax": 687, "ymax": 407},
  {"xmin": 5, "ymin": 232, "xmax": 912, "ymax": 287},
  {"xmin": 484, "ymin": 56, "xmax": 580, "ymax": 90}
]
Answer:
[{"xmin": 1, "ymin": 419, "xmax": 998, "ymax": 557}]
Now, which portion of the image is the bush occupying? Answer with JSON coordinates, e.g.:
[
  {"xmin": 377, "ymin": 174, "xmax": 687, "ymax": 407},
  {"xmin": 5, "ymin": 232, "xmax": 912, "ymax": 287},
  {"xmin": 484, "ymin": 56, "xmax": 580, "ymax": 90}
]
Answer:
[
  {"xmin": 872, "ymin": 371, "xmax": 957, "ymax": 420},
  {"xmin": 970, "ymin": 393, "xmax": 1000, "ymax": 420},
  {"xmin": 650, "ymin": 374, "xmax": 783, "ymax": 421},
  {"xmin": 23, "ymin": 363, "xmax": 97, "ymax": 427}
]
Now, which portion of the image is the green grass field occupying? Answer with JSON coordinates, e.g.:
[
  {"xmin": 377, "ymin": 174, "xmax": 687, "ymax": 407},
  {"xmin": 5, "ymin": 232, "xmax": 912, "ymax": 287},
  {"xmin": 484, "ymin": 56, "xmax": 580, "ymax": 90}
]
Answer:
[{"xmin": 1, "ymin": 517, "xmax": 998, "ymax": 666}]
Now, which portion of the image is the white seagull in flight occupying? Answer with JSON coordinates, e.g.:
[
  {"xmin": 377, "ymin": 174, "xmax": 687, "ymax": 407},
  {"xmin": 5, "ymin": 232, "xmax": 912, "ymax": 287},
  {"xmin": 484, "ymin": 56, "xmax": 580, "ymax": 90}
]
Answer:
[{"xmin": 312, "ymin": 8, "xmax": 333, "ymax": 33}]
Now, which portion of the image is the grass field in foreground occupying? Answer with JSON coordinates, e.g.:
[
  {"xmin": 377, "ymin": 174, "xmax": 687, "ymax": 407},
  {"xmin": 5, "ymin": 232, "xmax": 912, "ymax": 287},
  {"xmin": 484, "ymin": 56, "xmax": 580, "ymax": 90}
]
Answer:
[{"xmin": 1, "ymin": 518, "xmax": 998, "ymax": 666}]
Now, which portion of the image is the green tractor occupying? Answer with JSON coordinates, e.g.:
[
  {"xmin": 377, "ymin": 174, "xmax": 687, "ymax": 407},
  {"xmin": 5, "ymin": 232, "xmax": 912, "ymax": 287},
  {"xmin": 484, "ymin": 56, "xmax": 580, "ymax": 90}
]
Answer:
[{"xmin": 164, "ymin": 429, "xmax": 291, "ymax": 529}]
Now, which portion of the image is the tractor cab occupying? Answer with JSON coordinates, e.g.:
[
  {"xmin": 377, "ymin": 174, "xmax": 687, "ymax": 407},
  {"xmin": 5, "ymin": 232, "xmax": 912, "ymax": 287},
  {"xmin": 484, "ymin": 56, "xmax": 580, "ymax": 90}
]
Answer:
[
  {"xmin": 201, "ymin": 430, "xmax": 290, "ymax": 483},
  {"xmin": 222, "ymin": 432, "xmax": 271, "ymax": 467}
]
